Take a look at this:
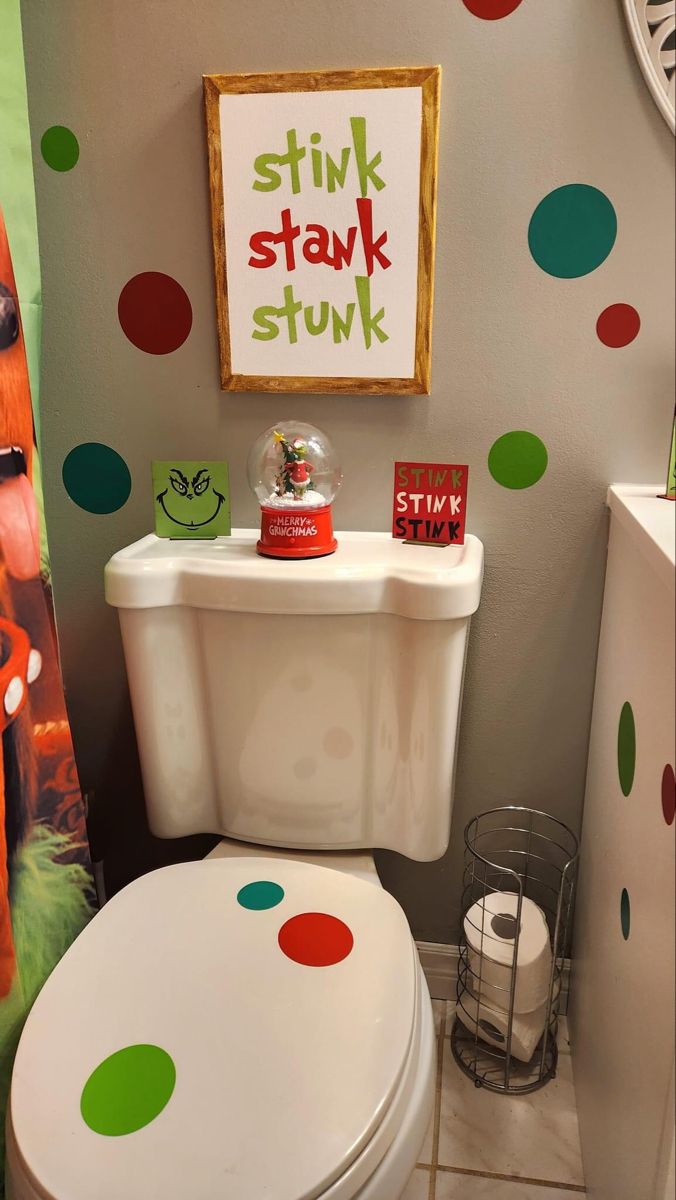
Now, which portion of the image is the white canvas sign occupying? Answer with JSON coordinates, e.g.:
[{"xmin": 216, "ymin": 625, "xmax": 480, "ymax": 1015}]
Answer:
[{"xmin": 204, "ymin": 69, "xmax": 440, "ymax": 394}]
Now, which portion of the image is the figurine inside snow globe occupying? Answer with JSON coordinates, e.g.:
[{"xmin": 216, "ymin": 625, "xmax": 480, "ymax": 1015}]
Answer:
[{"xmin": 247, "ymin": 421, "xmax": 342, "ymax": 559}]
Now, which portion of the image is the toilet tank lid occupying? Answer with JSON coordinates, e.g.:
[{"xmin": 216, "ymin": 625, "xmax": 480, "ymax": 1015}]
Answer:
[{"xmin": 104, "ymin": 529, "xmax": 484, "ymax": 620}]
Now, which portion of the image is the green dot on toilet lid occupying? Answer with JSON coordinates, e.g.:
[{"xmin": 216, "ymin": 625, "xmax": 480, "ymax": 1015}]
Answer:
[
  {"xmin": 237, "ymin": 880, "xmax": 285, "ymax": 910},
  {"xmin": 81, "ymin": 1044, "xmax": 176, "ymax": 1136},
  {"xmin": 617, "ymin": 701, "xmax": 636, "ymax": 796}
]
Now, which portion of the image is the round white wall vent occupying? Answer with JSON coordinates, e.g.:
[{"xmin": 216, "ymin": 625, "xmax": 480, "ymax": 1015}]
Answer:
[{"xmin": 623, "ymin": 0, "xmax": 675, "ymax": 132}]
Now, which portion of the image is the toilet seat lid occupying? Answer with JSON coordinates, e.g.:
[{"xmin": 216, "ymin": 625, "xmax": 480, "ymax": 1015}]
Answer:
[{"xmin": 10, "ymin": 857, "xmax": 417, "ymax": 1200}]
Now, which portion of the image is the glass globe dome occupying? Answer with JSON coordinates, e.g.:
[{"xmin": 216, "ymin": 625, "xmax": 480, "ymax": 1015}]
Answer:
[{"xmin": 247, "ymin": 421, "xmax": 342, "ymax": 511}]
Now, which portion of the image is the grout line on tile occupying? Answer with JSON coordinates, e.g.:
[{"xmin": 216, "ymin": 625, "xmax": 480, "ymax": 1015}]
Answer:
[
  {"xmin": 427, "ymin": 1002, "xmax": 447, "ymax": 1199},
  {"xmin": 431, "ymin": 1005, "xmax": 446, "ymax": 1163},
  {"xmin": 414, "ymin": 1164, "xmax": 432, "ymax": 1191},
  {"xmin": 435, "ymin": 1164, "xmax": 586, "ymax": 1192}
]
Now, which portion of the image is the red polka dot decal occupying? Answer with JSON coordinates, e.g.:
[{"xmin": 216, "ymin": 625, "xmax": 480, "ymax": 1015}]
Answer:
[
  {"xmin": 662, "ymin": 764, "xmax": 675, "ymax": 826},
  {"xmin": 118, "ymin": 272, "xmax": 192, "ymax": 354},
  {"xmin": 461, "ymin": 0, "xmax": 523, "ymax": 18},
  {"xmin": 596, "ymin": 304, "xmax": 640, "ymax": 348},
  {"xmin": 278, "ymin": 913, "xmax": 354, "ymax": 967}
]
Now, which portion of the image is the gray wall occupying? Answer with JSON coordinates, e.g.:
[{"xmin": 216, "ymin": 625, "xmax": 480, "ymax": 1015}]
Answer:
[{"xmin": 21, "ymin": 0, "xmax": 675, "ymax": 940}]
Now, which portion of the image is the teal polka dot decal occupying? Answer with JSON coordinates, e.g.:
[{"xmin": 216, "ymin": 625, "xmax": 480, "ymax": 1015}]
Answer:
[
  {"xmin": 41, "ymin": 125, "xmax": 80, "ymax": 172},
  {"xmin": 488, "ymin": 431, "xmax": 548, "ymax": 489},
  {"xmin": 528, "ymin": 185, "xmax": 617, "ymax": 278},
  {"xmin": 62, "ymin": 443, "xmax": 131, "ymax": 514},
  {"xmin": 620, "ymin": 888, "xmax": 630, "ymax": 940},
  {"xmin": 81, "ymin": 1044, "xmax": 176, "ymax": 1136},
  {"xmin": 617, "ymin": 701, "xmax": 636, "ymax": 797},
  {"xmin": 237, "ymin": 880, "xmax": 285, "ymax": 910}
]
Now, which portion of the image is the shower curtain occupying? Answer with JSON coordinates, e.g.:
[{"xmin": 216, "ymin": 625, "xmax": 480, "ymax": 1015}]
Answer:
[{"xmin": 0, "ymin": 0, "xmax": 94, "ymax": 1185}]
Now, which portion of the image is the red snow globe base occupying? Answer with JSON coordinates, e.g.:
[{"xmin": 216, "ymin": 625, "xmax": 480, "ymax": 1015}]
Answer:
[
  {"xmin": 257, "ymin": 503, "xmax": 337, "ymax": 559},
  {"xmin": 248, "ymin": 422, "xmax": 343, "ymax": 561}
]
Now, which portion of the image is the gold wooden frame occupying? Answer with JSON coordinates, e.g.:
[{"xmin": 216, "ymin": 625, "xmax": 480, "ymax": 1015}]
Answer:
[{"xmin": 203, "ymin": 66, "xmax": 440, "ymax": 395}]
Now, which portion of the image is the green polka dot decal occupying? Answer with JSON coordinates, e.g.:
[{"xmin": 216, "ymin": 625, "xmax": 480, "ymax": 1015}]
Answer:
[
  {"xmin": 488, "ymin": 431, "xmax": 548, "ymax": 489},
  {"xmin": 41, "ymin": 125, "xmax": 80, "ymax": 172},
  {"xmin": 237, "ymin": 880, "xmax": 285, "ymax": 910},
  {"xmin": 620, "ymin": 888, "xmax": 630, "ymax": 940},
  {"xmin": 81, "ymin": 1044, "xmax": 175, "ymax": 1136},
  {"xmin": 62, "ymin": 442, "xmax": 131, "ymax": 514},
  {"xmin": 528, "ymin": 184, "xmax": 617, "ymax": 278},
  {"xmin": 617, "ymin": 701, "xmax": 636, "ymax": 796}
]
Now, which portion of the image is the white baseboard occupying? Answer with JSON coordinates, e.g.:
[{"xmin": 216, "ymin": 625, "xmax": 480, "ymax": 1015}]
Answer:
[
  {"xmin": 416, "ymin": 941, "xmax": 460, "ymax": 1002},
  {"xmin": 416, "ymin": 940, "xmax": 571, "ymax": 1015}
]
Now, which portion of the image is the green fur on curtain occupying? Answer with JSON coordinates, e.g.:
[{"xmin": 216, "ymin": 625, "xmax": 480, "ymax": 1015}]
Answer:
[{"xmin": 0, "ymin": 825, "xmax": 95, "ymax": 1189}]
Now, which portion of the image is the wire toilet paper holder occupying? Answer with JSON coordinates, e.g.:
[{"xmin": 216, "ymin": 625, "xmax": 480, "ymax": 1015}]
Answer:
[{"xmin": 451, "ymin": 806, "xmax": 579, "ymax": 1095}]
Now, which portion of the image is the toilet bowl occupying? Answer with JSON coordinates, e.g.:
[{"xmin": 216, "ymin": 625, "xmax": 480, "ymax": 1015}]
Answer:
[
  {"xmin": 6, "ymin": 530, "xmax": 483, "ymax": 1198},
  {"xmin": 6, "ymin": 855, "xmax": 434, "ymax": 1200}
]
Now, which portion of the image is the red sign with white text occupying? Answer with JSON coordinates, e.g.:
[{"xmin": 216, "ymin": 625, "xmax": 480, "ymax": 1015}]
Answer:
[{"xmin": 392, "ymin": 462, "xmax": 468, "ymax": 545}]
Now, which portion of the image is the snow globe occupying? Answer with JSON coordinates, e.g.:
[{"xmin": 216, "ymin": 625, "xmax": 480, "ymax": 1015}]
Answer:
[{"xmin": 247, "ymin": 421, "xmax": 342, "ymax": 559}]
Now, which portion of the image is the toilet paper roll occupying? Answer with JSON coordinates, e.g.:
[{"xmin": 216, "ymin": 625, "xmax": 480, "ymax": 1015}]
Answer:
[
  {"xmin": 463, "ymin": 891, "xmax": 552, "ymax": 1014},
  {"xmin": 456, "ymin": 988, "xmax": 548, "ymax": 1063}
]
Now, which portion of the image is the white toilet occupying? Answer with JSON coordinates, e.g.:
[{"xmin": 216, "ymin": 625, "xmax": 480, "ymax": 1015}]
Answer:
[{"xmin": 6, "ymin": 529, "xmax": 483, "ymax": 1200}]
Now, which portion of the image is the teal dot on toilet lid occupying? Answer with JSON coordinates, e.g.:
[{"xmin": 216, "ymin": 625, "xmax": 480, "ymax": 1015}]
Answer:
[
  {"xmin": 237, "ymin": 880, "xmax": 285, "ymax": 910},
  {"xmin": 81, "ymin": 1044, "xmax": 176, "ymax": 1136}
]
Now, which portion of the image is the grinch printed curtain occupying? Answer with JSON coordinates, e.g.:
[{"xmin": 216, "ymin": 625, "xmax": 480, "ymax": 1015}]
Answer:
[{"xmin": 0, "ymin": 0, "xmax": 94, "ymax": 1185}]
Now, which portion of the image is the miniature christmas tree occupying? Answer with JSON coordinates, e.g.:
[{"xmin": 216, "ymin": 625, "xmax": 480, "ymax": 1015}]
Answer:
[
  {"xmin": 273, "ymin": 431, "xmax": 316, "ymax": 500},
  {"xmin": 273, "ymin": 431, "xmax": 296, "ymax": 496}
]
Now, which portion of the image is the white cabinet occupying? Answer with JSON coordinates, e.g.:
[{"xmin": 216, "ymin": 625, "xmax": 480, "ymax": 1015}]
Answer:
[{"xmin": 571, "ymin": 486, "xmax": 675, "ymax": 1200}]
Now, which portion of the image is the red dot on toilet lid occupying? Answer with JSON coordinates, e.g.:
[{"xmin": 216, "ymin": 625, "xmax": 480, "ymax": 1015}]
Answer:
[{"xmin": 278, "ymin": 912, "xmax": 354, "ymax": 967}]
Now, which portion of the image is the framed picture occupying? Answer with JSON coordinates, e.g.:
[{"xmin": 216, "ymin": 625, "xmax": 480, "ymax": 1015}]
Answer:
[{"xmin": 203, "ymin": 66, "xmax": 440, "ymax": 395}]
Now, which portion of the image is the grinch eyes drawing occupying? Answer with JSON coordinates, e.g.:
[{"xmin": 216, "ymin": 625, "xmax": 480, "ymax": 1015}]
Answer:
[
  {"xmin": 156, "ymin": 466, "xmax": 226, "ymax": 529},
  {"xmin": 169, "ymin": 467, "xmax": 210, "ymax": 498},
  {"xmin": 170, "ymin": 463, "xmax": 210, "ymax": 492}
]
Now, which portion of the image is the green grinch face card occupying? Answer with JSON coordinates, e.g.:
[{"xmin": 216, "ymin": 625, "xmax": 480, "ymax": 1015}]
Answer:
[{"xmin": 152, "ymin": 461, "xmax": 231, "ymax": 538}]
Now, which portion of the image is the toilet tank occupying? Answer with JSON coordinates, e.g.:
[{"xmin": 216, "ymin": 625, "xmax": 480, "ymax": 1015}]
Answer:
[{"xmin": 105, "ymin": 530, "xmax": 484, "ymax": 860}]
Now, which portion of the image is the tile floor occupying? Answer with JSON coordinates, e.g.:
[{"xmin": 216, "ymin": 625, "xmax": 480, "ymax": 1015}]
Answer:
[{"xmin": 403, "ymin": 1002, "xmax": 585, "ymax": 1199}]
